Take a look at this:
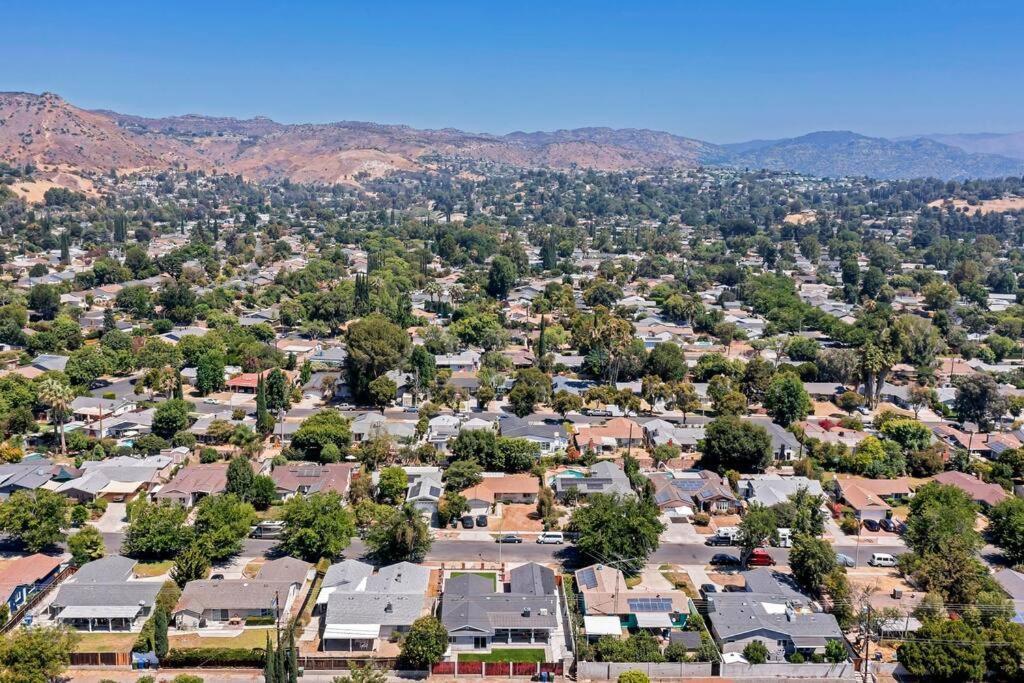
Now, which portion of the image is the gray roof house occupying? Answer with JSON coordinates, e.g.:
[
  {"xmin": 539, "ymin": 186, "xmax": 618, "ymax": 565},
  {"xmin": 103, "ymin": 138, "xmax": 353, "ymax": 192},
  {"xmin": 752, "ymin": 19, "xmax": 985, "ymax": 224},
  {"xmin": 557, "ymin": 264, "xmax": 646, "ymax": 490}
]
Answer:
[
  {"xmin": 47, "ymin": 556, "xmax": 161, "ymax": 631},
  {"xmin": 707, "ymin": 570, "xmax": 843, "ymax": 661},
  {"xmin": 738, "ymin": 475, "xmax": 824, "ymax": 507},
  {"xmin": 173, "ymin": 557, "xmax": 312, "ymax": 629},
  {"xmin": 319, "ymin": 561, "xmax": 433, "ymax": 652},
  {"xmin": 498, "ymin": 416, "xmax": 569, "ymax": 454},
  {"xmin": 441, "ymin": 563, "xmax": 559, "ymax": 654},
  {"xmin": 552, "ymin": 461, "xmax": 633, "ymax": 500}
]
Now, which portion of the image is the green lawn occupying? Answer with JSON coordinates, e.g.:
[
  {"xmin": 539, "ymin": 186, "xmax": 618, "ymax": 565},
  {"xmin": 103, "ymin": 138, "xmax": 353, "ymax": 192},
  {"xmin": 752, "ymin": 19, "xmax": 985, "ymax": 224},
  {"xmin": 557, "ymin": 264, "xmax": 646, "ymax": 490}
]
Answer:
[
  {"xmin": 459, "ymin": 648, "xmax": 546, "ymax": 663},
  {"xmin": 133, "ymin": 560, "xmax": 174, "ymax": 577},
  {"xmin": 169, "ymin": 627, "xmax": 275, "ymax": 650},
  {"xmin": 451, "ymin": 571, "xmax": 497, "ymax": 590},
  {"xmin": 74, "ymin": 632, "xmax": 139, "ymax": 653}
]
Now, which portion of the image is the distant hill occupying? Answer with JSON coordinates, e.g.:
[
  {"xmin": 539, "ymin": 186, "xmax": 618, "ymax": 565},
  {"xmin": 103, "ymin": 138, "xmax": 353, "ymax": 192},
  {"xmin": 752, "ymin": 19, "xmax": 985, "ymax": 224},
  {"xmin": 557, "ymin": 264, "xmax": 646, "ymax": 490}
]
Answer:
[
  {"xmin": 715, "ymin": 131, "xmax": 1024, "ymax": 180},
  {"xmin": 913, "ymin": 131, "xmax": 1024, "ymax": 161},
  {"xmin": 1, "ymin": 91, "xmax": 1021, "ymax": 185}
]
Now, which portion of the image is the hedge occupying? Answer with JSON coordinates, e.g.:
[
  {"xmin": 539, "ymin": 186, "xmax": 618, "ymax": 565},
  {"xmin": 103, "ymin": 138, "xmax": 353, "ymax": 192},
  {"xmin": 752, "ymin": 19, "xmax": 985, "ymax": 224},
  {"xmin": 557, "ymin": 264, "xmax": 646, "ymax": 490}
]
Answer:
[
  {"xmin": 161, "ymin": 648, "xmax": 266, "ymax": 668},
  {"xmin": 244, "ymin": 616, "xmax": 277, "ymax": 626}
]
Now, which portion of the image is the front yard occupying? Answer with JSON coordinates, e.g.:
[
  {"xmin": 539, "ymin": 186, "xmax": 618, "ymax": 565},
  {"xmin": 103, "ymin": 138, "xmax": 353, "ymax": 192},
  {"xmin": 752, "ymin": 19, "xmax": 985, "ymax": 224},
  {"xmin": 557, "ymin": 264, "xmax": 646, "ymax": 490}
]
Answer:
[
  {"xmin": 451, "ymin": 571, "xmax": 497, "ymax": 590},
  {"xmin": 74, "ymin": 632, "xmax": 139, "ymax": 653},
  {"xmin": 169, "ymin": 627, "xmax": 276, "ymax": 650},
  {"xmin": 133, "ymin": 560, "xmax": 174, "ymax": 578},
  {"xmin": 459, "ymin": 648, "xmax": 546, "ymax": 663}
]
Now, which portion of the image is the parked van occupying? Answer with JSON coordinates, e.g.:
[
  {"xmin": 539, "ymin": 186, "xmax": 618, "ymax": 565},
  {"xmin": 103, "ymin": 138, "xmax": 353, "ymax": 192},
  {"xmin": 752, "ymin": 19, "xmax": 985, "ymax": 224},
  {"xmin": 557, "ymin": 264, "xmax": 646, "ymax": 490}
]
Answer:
[
  {"xmin": 250, "ymin": 521, "xmax": 285, "ymax": 539},
  {"xmin": 716, "ymin": 526, "xmax": 740, "ymax": 541},
  {"xmin": 774, "ymin": 528, "xmax": 792, "ymax": 548},
  {"xmin": 537, "ymin": 532, "xmax": 565, "ymax": 545},
  {"xmin": 746, "ymin": 549, "xmax": 776, "ymax": 567},
  {"xmin": 869, "ymin": 553, "xmax": 897, "ymax": 567}
]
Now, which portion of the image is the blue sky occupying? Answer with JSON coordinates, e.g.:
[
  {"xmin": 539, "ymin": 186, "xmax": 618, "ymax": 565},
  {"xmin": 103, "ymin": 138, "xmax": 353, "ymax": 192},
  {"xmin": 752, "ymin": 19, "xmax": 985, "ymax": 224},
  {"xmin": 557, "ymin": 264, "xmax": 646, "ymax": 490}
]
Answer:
[{"xmin": 3, "ymin": 0, "xmax": 1022, "ymax": 142}]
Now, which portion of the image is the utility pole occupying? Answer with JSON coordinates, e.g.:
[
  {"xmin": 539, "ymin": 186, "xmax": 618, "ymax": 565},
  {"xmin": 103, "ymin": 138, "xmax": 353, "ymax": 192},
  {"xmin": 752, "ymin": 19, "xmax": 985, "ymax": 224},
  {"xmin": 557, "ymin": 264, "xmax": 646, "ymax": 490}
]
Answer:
[{"xmin": 862, "ymin": 603, "xmax": 872, "ymax": 683}]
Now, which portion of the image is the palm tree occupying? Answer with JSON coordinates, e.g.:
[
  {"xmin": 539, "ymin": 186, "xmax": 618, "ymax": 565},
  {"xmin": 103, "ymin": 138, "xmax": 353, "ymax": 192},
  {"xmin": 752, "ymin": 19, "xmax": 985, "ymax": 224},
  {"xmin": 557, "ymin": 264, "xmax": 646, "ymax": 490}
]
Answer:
[{"xmin": 38, "ymin": 378, "xmax": 74, "ymax": 455}]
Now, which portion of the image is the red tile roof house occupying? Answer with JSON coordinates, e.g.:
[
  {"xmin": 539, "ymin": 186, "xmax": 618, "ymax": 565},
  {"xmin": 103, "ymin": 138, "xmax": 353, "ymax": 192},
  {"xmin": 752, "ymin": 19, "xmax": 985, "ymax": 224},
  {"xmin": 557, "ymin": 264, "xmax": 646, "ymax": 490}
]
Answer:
[
  {"xmin": 931, "ymin": 470, "xmax": 1009, "ymax": 508},
  {"xmin": 573, "ymin": 417, "xmax": 644, "ymax": 454},
  {"xmin": 226, "ymin": 369, "xmax": 296, "ymax": 394},
  {"xmin": 459, "ymin": 473, "xmax": 541, "ymax": 516},
  {"xmin": 153, "ymin": 463, "xmax": 229, "ymax": 508},
  {"xmin": 837, "ymin": 477, "xmax": 914, "ymax": 523},
  {"xmin": 270, "ymin": 463, "xmax": 357, "ymax": 500},
  {"xmin": 0, "ymin": 553, "xmax": 66, "ymax": 616}
]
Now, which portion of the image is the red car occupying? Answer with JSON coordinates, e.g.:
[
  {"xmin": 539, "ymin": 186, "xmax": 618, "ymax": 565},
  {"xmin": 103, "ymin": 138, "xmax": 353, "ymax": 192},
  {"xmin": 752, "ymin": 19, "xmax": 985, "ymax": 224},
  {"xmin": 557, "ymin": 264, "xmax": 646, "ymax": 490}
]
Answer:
[{"xmin": 746, "ymin": 549, "xmax": 776, "ymax": 567}]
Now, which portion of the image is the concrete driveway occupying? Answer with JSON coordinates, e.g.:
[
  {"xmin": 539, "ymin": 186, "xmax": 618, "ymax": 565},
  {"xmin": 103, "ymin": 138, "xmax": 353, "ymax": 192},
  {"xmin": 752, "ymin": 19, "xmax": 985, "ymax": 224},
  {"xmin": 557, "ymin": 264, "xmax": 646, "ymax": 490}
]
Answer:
[{"xmin": 93, "ymin": 503, "xmax": 128, "ymax": 533}]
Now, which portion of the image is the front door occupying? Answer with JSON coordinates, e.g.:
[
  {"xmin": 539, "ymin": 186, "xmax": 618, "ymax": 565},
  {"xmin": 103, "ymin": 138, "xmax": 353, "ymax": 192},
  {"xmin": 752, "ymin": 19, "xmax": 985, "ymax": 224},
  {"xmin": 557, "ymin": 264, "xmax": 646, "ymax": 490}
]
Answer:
[{"xmin": 474, "ymin": 636, "xmax": 488, "ymax": 649}]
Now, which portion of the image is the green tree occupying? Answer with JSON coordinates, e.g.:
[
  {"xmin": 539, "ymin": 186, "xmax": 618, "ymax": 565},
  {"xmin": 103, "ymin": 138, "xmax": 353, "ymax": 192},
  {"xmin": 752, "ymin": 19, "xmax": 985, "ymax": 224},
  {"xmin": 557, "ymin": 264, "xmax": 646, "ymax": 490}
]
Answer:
[
  {"xmin": 153, "ymin": 607, "xmax": 169, "ymax": 658},
  {"xmin": 226, "ymin": 454, "xmax": 255, "ymax": 500},
  {"xmin": 195, "ymin": 350, "xmax": 226, "ymax": 395},
  {"xmin": 0, "ymin": 489, "xmax": 68, "ymax": 551},
  {"xmin": 763, "ymin": 373, "xmax": 811, "ymax": 426},
  {"xmin": 37, "ymin": 377, "xmax": 74, "ymax": 455},
  {"xmin": 904, "ymin": 482, "xmax": 981, "ymax": 556},
  {"xmin": 486, "ymin": 255, "xmax": 517, "ymax": 299},
  {"xmin": 368, "ymin": 375, "xmax": 397, "ymax": 412},
  {"xmin": 193, "ymin": 494, "xmax": 257, "ymax": 560},
  {"xmin": 291, "ymin": 410, "xmax": 352, "ymax": 462},
  {"xmin": 170, "ymin": 543, "xmax": 210, "ymax": 589},
  {"xmin": 552, "ymin": 390, "xmax": 584, "ymax": 417},
  {"xmin": 377, "ymin": 466, "xmax": 409, "ymax": 504},
  {"xmin": 508, "ymin": 367, "xmax": 551, "ymax": 418},
  {"xmin": 836, "ymin": 391, "xmax": 864, "ymax": 416},
  {"xmin": 742, "ymin": 640, "xmax": 769, "ymax": 664},
  {"xmin": 897, "ymin": 618, "xmax": 986, "ymax": 682},
  {"xmin": 954, "ymin": 374, "xmax": 1008, "ymax": 431},
  {"xmin": 65, "ymin": 346, "xmax": 111, "ymax": 388},
  {"xmin": 700, "ymin": 416, "xmax": 772, "ymax": 473},
  {"xmin": 571, "ymin": 494, "xmax": 664, "ymax": 575},
  {"xmin": 122, "ymin": 500, "xmax": 191, "ymax": 560},
  {"xmin": 278, "ymin": 491, "xmax": 355, "ymax": 562},
  {"xmin": 789, "ymin": 534, "xmax": 838, "ymax": 595},
  {"xmin": 152, "ymin": 399, "xmax": 192, "ymax": 439},
  {"xmin": 28, "ymin": 284, "xmax": 60, "ymax": 320},
  {"xmin": 0, "ymin": 625, "xmax": 79, "ymax": 682},
  {"xmin": 365, "ymin": 504, "xmax": 432, "ymax": 563},
  {"xmin": 880, "ymin": 418, "xmax": 932, "ymax": 453},
  {"xmin": 644, "ymin": 343, "xmax": 687, "ymax": 382},
  {"xmin": 444, "ymin": 459, "xmax": 483, "ymax": 492},
  {"xmin": 68, "ymin": 526, "xmax": 105, "ymax": 567},
  {"xmin": 988, "ymin": 497, "xmax": 1024, "ymax": 564},
  {"xmin": 737, "ymin": 503, "xmax": 777, "ymax": 562},
  {"xmin": 399, "ymin": 616, "xmax": 448, "ymax": 669},
  {"xmin": 346, "ymin": 315, "xmax": 410, "ymax": 402}
]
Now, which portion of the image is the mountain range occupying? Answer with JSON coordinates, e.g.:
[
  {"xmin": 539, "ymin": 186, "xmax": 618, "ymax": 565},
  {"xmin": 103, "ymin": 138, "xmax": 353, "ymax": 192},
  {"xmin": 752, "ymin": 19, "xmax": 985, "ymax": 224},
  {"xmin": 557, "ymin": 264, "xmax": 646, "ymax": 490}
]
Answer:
[{"xmin": 1, "ymin": 91, "xmax": 1022, "ymax": 185}]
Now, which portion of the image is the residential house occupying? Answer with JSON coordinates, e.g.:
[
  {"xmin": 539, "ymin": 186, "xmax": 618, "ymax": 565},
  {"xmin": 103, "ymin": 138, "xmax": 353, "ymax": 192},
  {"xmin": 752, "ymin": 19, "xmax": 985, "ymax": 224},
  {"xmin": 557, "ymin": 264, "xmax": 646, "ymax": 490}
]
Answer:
[
  {"xmin": 836, "ymin": 477, "xmax": 914, "ymax": 522},
  {"xmin": 707, "ymin": 569, "xmax": 844, "ymax": 661},
  {"xmin": 575, "ymin": 564, "xmax": 689, "ymax": 636},
  {"xmin": 499, "ymin": 416, "xmax": 569, "ymax": 454},
  {"xmin": 551, "ymin": 461, "xmax": 633, "ymax": 501},
  {"xmin": 460, "ymin": 473, "xmax": 541, "ymax": 516},
  {"xmin": 441, "ymin": 563, "xmax": 560, "ymax": 653},
  {"xmin": 406, "ymin": 468, "xmax": 444, "ymax": 519},
  {"xmin": 931, "ymin": 470, "xmax": 1008, "ymax": 508},
  {"xmin": 47, "ymin": 556, "xmax": 161, "ymax": 632},
  {"xmin": 320, "ymin": 561, "xmax": 433, "ymax": 652},
  {"xmin": 642, "ymin": 418, "xmax": 707, "ymax": 452},
  {"xmin": 738, "ymin": 475, "xmax": 825, "ymax": 507},
  {"xmin": 153, "ymin": 463, "xmax": 229, "ymax": 508},
  {"xmin": 0, "ymin": 553, "xmax": 66, "ymax": 616},
  {"xmin": 270, "ymin": 463, "xmax": 356, "ymax": 500},
  {"xmin": 573, "ymin": 417, "xmax": 644, "ymax": 454},
  {"xmin": 173, "ymin": 557, "xmax": 312, "ymax": 629},
  {"xmin": 648, "ymin": 470, "xmax": 741, "ymax": 515},
  {"xmin": 435, "ymin": 350, "xmax": 481, "ymax": 372}
]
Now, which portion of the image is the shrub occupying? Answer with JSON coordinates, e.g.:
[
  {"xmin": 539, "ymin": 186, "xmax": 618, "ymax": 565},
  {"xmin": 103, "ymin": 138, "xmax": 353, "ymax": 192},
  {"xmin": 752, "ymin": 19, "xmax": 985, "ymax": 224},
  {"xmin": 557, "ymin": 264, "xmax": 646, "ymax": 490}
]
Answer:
[
  {"xmin": 161, "ymin": 648, "xmax": 264, "ymax": 668},
  {"xmin": 839, "ymin": 515, "xmax": 859, "ymax": 535},
  {"xmin": 742, "ymin": 640, "xmax": 769, "ymax": 664},
  {"xmin": 243, "ymin": 615, "xmax": 276, "ymax": 626},
  {"xmin": 692, "ymin": 512, "xmax": 710, "ymax": 526},
  {"xmin": 618, "ymin": 672, "xmax": 650, "ymax": 683},
  {"xmin": 199, "ymin": 448, "xmax": 220, "ymax": 463}
]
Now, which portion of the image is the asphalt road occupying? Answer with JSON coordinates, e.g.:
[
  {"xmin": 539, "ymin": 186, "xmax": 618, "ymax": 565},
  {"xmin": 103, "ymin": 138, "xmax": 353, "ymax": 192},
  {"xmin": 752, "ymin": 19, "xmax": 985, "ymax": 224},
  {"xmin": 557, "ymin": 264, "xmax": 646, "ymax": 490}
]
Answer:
[{"xmin": 99, "ymin": 531, "xmax": 908, "ymax": 569}]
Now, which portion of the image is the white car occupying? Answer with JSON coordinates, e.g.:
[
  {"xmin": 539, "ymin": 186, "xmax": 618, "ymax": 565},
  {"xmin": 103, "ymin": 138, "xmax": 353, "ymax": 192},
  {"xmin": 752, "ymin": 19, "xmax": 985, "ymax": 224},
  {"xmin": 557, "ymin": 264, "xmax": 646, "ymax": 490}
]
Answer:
[{"xmin": 202, "ymin": 398, "xmax": 219, "ymax": 405}]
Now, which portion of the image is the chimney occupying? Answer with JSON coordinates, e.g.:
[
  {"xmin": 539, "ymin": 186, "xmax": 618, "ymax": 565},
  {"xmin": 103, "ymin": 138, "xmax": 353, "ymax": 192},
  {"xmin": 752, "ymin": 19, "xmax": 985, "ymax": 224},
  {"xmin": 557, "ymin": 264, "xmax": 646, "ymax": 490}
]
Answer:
[
  {"xmin": 522, "ymin": 607, "xmax": 531, "ymax": 617},
  {"xmin": 385, "ymin": 602, "xmax": 393, "ymax": 613}
]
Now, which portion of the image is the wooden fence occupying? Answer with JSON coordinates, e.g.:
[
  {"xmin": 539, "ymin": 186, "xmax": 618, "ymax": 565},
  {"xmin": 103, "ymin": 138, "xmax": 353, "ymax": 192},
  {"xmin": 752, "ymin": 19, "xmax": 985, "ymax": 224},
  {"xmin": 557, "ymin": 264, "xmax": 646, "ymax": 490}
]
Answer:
[
  {"xmin": 431, "ymin": 661, "xmax": 564, "ymax": 677},
  {"xmin": 70, "ymin": 651, "xmax": 132, "ymax": 668},
  {"xmin": 298, "ymin": 656, "xmax": 399, "ymax": 671},
  {"xmin": 0, "ymin": 565, "xmax": 77, "ymax": 634}
]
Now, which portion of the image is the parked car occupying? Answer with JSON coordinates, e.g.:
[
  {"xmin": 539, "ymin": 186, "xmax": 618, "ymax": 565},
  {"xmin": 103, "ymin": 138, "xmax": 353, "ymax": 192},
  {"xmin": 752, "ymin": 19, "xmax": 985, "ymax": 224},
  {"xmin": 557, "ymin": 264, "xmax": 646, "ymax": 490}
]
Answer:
[
  {"xmin": 869, "ymin": 553, "xmax": 898, "ymax": 567},
  {"xmin": 879, "ymin": 518, "xmax": 898, "ymax": 533},
  {"xmin": 495, "ymin": 534, "xmax": 523, "ymax": 544},
  {"xmin": 460, "ymin": 515, "xmax": 475, "ymax": 529},
  {"xmin": 537, "ymin": 532, "xmax": 565, "ymax": 544},
  {"xmin": 704, "ymin": 534, "xmax": 732, "ymax": 546},
  {"xmin": 475, "ymin": 515, "xmax": 489, "ymax": 527},
  {"xmin": 836, "ymin": 553, "xmax": 856, "ymax": 567},
  {"xmin": 709, "ymin": 553, "xmax": 740, "ymax": 566},
  {"xmin": 203, "ymin": 398, "xmax": 219, "ymax": 405},
  {"xmin": 700, "ymin": 583, "xmax": 718, "ymax": 596},
  {"xmin": 862, "ymin": 519, "xmax": 880, "ymax": 532},
  {"xmin": 746, "ymin": 549, "xmax": 776, "ymax": 567}
]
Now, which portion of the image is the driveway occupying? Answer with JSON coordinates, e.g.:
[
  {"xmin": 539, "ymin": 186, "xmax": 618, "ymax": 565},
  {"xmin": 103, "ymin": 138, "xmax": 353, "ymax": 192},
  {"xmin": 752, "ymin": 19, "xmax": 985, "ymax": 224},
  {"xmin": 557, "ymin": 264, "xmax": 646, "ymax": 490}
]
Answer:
[
  {"xmin": 92, "ymin": 503, "xmax": 128, "ymax": 533},
  {"xmin": 659, "ymin": 516, "xmax": 703, "ymax": 544}
]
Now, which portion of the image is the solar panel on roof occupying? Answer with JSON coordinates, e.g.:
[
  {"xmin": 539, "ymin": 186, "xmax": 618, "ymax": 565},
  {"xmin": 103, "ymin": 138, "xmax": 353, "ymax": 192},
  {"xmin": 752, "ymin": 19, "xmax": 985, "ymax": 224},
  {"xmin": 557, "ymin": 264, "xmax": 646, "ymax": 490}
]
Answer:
[
  {"xmin": 627, "ymin": 598, "xmax": 673, "ymax": 612},
  {"xmin": 577, "ymin": 567, "xmax": 597, "ymax": 589}
]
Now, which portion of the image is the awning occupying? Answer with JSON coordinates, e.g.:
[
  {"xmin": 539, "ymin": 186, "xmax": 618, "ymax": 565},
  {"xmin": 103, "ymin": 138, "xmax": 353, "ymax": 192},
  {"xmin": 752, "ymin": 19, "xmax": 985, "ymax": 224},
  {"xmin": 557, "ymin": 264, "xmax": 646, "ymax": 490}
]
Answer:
[
  {"xmin": 634, "ymin": 612, "xmax": 672, "ymax": 628},
  {"xmin": 322, "ymin": 624, "xmax": 380, "ymax": 640},
  {"xmin": 583, "ymin": 616, "xmax": 622, "ymax": 636},
  {"xmin": 58, "ymin": 605, "xmax": 141, "ymax": 620}
]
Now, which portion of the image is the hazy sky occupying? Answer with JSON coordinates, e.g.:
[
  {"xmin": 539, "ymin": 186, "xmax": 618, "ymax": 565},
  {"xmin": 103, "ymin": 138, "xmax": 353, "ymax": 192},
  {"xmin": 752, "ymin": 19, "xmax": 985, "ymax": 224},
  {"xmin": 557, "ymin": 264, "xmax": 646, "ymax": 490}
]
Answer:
[{"xmin": 3, "ymin": 0, "xmax": 1022, "ymax": 142}]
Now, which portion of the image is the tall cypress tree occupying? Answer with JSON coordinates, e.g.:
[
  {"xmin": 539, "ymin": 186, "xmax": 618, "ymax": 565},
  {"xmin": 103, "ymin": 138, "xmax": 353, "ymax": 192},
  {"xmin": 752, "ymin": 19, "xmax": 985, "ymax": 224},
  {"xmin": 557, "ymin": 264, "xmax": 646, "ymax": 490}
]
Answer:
[
  {"xmin": 59, "ymin": 232, "xmax": 70, "ymax": 265},
  {"xmin": 256, "ymin": 375, "xmax": 273, "ymax": 435},
  {"xmin": 287, "ymin": 627, "xmax": 298, "ymax": 683},
  {"xmin": 264, "ymin": 631, "xmax": 276, "ymax": 683}
]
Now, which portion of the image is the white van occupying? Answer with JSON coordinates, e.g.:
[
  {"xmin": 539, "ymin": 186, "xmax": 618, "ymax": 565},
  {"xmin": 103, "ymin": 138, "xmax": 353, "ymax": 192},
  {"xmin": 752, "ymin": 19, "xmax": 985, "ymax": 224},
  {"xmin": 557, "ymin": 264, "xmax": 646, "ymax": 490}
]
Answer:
[
  {"xmin": 774, "ymin": 528, "xmax": 792, "ymax": 548},
  {"xmin": 537, "ymin": 532, "xmax": 565, "ymax": 545},
  {"xmin": 868, "ymin": 552, "xmax": 897, "ymax": 567}
]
